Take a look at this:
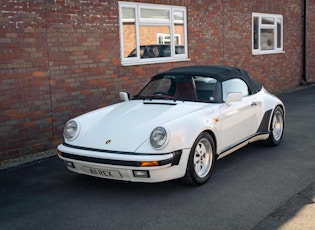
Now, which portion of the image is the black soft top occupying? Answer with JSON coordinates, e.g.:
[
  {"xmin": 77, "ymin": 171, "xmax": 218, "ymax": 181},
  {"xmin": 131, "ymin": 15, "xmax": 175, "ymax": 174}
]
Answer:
[{"xmin": 155, "ymin": 65, "xmax": 262, "ymax": 94}]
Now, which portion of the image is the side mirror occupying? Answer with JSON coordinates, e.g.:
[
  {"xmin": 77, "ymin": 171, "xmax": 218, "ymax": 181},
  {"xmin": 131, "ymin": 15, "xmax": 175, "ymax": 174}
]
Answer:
[
  {"xmin": 120, "ymin": 92, "xmax": 130, "ymax": 101},
  {"xmin": 225, "ymin": 92, "xmax": 242, "ymax": 105}
]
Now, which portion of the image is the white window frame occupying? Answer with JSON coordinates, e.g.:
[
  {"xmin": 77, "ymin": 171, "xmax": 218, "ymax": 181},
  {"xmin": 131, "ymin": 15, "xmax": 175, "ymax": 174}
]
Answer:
[
  {"xmin": 119, "ymin": 1, "xmax": 189, "ymax": 66},
  {"xmin": 252, "ymin": 13, "xmax": 284, "ymax": 55}
]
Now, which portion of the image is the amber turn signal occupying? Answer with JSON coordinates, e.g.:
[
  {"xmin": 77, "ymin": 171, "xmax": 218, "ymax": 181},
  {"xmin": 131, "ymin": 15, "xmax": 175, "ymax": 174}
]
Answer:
[{"xmin": 140, "ymin": 161, "xmax": 159, "ymax": 167}]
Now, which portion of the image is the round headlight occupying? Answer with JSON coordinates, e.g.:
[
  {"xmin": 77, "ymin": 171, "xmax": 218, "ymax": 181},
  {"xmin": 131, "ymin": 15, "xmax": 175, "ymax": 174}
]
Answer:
[
  {"xmin": 150, "ymin": 127, "xmax": 167, "ymax": 149},
  {"xmin": 63, "ymin": 120, "xmax": 79, "ymax": 140}
]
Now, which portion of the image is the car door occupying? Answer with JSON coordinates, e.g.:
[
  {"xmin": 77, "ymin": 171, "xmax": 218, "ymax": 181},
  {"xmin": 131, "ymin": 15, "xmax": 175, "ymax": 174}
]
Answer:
[{"xmin": 219, "ymin": 79, "xmax": 261, "ymax": 150}]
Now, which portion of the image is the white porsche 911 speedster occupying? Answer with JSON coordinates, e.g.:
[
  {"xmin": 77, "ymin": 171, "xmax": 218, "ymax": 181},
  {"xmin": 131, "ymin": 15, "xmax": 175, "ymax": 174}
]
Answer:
[{"xmin": 57, "ymin": 65, "xmax": 285, "ymax": 185}]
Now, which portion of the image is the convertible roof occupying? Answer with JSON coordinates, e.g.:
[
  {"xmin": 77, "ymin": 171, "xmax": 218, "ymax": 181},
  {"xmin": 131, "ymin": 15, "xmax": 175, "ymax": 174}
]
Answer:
[{"xmin": 155, "ymin": 65, "xmax": 262, "ymax": 93}]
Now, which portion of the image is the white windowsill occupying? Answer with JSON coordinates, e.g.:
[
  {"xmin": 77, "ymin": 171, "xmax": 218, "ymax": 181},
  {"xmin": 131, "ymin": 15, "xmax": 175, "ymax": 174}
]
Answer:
[
  {"xmin": 252, "ymin": 50, "xmax": 285, "ymax": 55},
  {"xmin": 121, "ymin": 58, "xmax": 191, "ymax": 66}
]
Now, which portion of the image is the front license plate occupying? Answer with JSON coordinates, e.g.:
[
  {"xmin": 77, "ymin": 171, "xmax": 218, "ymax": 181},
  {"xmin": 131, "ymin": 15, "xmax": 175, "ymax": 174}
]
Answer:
[{"xmin": 87, "ymin": 167, "xmax": 122, "ymax": 178}]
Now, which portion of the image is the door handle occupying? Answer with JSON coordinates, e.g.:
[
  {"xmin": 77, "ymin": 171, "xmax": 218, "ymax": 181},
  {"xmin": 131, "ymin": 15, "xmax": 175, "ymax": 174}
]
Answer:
[{"xmin": 251, "ymin": 101, "xmax": 257, "ymax": 106}]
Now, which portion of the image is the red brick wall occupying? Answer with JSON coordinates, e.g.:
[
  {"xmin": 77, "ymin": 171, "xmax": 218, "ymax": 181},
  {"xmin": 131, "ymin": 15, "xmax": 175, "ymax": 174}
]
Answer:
[
  {"xmin": 0, "ymin": 0, "xmax": 312, "ymax": 162},
  {"xmin": 0, "ymin": 1, "xmax": 52, "ymax": 160},
  {"xmin": 188, "ymin": 0, "xmax": 304, "ymax": 90}
]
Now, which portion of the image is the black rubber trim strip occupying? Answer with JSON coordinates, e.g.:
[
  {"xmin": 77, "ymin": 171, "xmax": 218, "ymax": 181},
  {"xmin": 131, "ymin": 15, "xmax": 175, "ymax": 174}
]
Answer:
[
  {"xmin": 62, "ymin": 152, "xmax": 141, "ymax": 166},
  {"xmin": 63, "ymin": 143, "xmax": 172, "ymax": 156},
  {"xmin": 60, "ymin": 145, "xmax": 182, "ymax": 167},
  {"xmin": 257, "ymin": 109, "xmax": 272, "ymax": 133}
]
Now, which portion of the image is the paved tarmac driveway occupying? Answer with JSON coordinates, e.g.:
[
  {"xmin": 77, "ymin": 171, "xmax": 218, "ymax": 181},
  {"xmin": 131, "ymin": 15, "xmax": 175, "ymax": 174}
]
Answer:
[{"xmin": 0, "ymin": 85, "xmax": 314, "ymax": 230}]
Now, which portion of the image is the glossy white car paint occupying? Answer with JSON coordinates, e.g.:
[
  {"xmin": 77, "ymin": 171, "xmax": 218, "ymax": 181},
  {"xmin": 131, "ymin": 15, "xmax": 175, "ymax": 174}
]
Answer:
[
  {"xmin": 62, "ymin": 100, "xmax": 220, "ymax": 152},
  {"xmin": 57, "ymin": 65, "xmax": 285, "ymax": 184}
]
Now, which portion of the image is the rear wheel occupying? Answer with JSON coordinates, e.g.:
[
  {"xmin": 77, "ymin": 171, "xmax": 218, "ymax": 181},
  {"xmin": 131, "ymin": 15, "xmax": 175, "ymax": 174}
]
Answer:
[
  {"xmin": 265, "ymin": 106, "xmax": 284, "ymax": 146},
  {"xmin": 182, "ymin": 132, "xmax": 216, "ymax": 185}
]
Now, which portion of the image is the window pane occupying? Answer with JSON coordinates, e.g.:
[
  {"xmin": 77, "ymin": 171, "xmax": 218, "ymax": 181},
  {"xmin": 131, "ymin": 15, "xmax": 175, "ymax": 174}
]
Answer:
[
  {"xmin": 120, "ymin": 2, "xmax": 188, "ymax": 65},
  {"xmin": 262, "ymin": 17, "xmax": 275, "ymax": 24},
  {"xmin": 252, "ymin": 13, "xmax": 283, "ymax": 54},
  {"xmin": 122, "ymin": 7, "xmax": 135, "ymax": 21},
  {"xmin": 139, "ymin": 77, "xmax": 172, "ymax": 96},
  {"xmin": 122, "ymin": 7, "xmax": 136, "ymax": 58},
  {"xmin": 140, "ymin": 8, "xmax": 170, "ymax": 20},
  {"xmin": 174, "ymin": 10, "xmax": 184, "ymax": 23},
  {"xmin": 253, "ymin": 17, "xmax": 259, "ymax": 49},
  {"xmin": 157, "ymin": 33, "xmax": 171, "ymax": 44},
  {"xmin": 174, "ymin": 10, "xmax": 185, "ymax": 55},
  {"xmin": 139, "ymin": 25, "xmax": 171, "ymax": 58},
  {"xmin": 222, "ymin": 79, "xmax": 249, "ymax": 101},
  {"xmin": 195, "ymin": 77, "xmax": 218, "ymax": 101},
  {"xmin": 277, "ymin": 18, "xmax": 282, "ymax": 48},
  {"xmin": 260, "ymin": 29, "xmax": 274, "ymax": 50}
]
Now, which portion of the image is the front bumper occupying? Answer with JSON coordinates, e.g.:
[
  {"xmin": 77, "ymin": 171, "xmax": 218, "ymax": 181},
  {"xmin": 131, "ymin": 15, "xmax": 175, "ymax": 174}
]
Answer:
[{"xmin": 57, "ymin": 143, "xmax": 190, "ymax": 183}]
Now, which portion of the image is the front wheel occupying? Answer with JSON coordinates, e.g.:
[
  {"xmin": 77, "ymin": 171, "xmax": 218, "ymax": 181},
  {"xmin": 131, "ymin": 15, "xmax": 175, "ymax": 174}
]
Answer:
[
  {"xmin": 265, "ymin": 106, "xmax": 284, "ymax": 146},
  {"xmin": 182, "ymin": 132, "xmax": 216, "ymax": 186}
]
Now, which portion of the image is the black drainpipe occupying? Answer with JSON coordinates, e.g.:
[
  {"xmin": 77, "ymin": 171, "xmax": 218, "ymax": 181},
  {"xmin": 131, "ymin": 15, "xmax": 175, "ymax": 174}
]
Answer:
[{"xmin": 302, "ymin": 0, "xmax": 307, "ymax": 83}]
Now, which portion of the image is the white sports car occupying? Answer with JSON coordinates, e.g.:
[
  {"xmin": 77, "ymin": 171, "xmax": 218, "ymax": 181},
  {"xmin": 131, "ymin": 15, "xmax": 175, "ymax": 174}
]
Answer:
[{"xmin": 57, "ymin": 65, "xmax": 285, "ymax": 185}]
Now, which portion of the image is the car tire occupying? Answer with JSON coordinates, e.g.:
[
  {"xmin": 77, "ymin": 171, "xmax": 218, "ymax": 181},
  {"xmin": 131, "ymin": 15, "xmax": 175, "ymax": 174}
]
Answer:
[
  {"xmin": 265, "ymin": 106, "xmax": 284, "ymax": 146},
  {"xmin": 182, "ymin": 132, "xmax": 216, "ymax": 186}
]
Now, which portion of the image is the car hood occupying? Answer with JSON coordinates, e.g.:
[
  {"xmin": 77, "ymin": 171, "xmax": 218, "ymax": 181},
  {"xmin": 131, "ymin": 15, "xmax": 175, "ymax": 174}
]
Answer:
[{"xmin": 70, "ymin": 100, "xmax": 215, "ymax": 152}]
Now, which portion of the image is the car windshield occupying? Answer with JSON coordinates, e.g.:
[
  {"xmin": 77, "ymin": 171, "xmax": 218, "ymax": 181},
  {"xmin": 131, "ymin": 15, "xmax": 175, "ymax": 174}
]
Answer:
[{"xmin": 133, "ymin": 75, "xmax": 221, "ymax": 102}]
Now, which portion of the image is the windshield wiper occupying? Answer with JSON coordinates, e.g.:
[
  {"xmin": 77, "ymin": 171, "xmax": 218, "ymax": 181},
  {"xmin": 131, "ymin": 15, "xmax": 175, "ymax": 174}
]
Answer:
[
  {"xmin": 134, "ymin": 94, "xmax": 176, "ymax": 101},
  {"xmin": 132, "ymin": 95, "xmax": 146, "ymax": 100}
]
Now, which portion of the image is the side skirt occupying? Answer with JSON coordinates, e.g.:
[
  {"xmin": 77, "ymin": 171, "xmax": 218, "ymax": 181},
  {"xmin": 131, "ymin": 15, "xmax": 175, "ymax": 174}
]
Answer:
[{"xmin": 217, "ymin": 133, "xmax": 269, "ymax": 160}]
